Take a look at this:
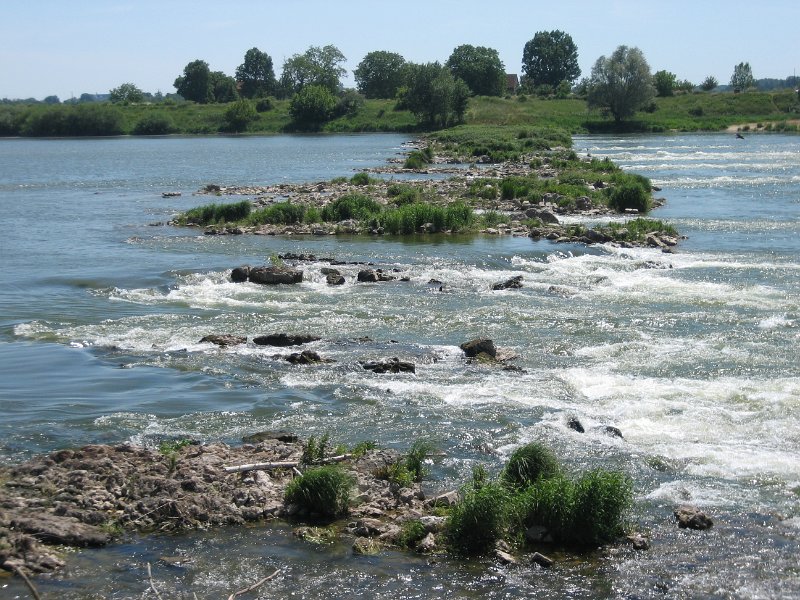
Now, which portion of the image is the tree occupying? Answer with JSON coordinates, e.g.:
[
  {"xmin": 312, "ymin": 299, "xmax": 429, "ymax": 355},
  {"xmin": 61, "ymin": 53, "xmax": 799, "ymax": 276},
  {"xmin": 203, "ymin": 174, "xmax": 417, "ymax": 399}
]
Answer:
[
  {"xmin": 522, "ymin": 30, "xmax": 581, "ymax": 88},
  {"xmin": 279, "ymin": 45, "xmax": 346, "ymax": 97},
  {"xmin": 354, "ymin": 51, "xmax": 407, "ymax": 99},
  {"xmin": 109, "ymin": 83, "xmax": 144, "ymax": 104},
  {"xmin": 43, "ymin": 95, "xmax": 61, "ymax": 104},
  {"xmin": 235, "ymin": 47, "xmax": 276, "ymax": 98},
  {"xmin": 209, "ymin": 71, "xmax": 239, "ymax": 103},
  {"xmin": 587, "ymin": 46, "xmax": 655, "ymax": 122},
  {"xmin": 224, "ymin": 99, "xmax": 258, "ymax": 132},
  {"xmin": 730, "ymin": 62, "xmax": 755, "ymax": 91},
  {"xmin": 174, "ymin": 60, "xmax": 212, "ymax": 103},
  {"xmin": 446, "ymin": 45, "xmax": 505, "ymax": 96},
  {"xmin": 400, "ymin": 62, "xmax": 469, "ymax": 128},
  {"xmin": 289, "ymin": 84, "xmax": 336, "ymax": 128},
  {"xmin": 653, "ymin": 70, "xmax": 677, "ymax": 97},
  {"xmin": 700, "ymin": 76, "xmax": 718, "ymax": 92}
]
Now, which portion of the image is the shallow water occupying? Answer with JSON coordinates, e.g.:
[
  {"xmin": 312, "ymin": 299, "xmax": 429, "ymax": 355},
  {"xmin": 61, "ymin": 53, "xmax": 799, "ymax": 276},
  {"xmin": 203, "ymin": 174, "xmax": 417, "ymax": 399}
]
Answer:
[{"xmin": 1, "ymin": 132, "xmax": 799, "ymax": 598}]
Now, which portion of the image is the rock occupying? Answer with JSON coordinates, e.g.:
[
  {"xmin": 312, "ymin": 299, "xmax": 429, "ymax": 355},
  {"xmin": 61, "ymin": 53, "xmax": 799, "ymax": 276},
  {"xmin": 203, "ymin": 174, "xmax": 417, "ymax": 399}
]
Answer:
[
  {"xmin": 248, "ymin": 266, "xmax": 303, "ymax": 285},
  {"xmin": 675, "ymin": 505, "xmax": 714, "ymax": 530},
  {"xmin": 531, "ymin": 551, "xmax": 554, "ymax": 568},
  {"xmin": 361, "ymin": 358, "xmax": 416, "ymax": 374},
  {"xmin": 601, "ymin": 425, "xmax": 624, "ymax": 439},
  {"xmin": 429, "ymin": 490, "xmax": 459, "ymax": 507},
  {"xmin": 418, "ymin": 515, "xmax": 447, "ymax": 533},
  {"xmin": 525, "ymin": 207, "xmax": 559, "ymax": 224},
  {"xmin": 626, "ymin": 532, "xmax": 650, "ymax": 550},
  {"xmin": 459, "ymin": 338, "xmax": 496, "ymax": 359},
  {"xmin": 525, "ymin": 525, "xmax": 552, "ymax": 543},
  {"xmin": 495, "ymin": 549, "xmax": 517, "ymax": 565},
  {"xmin": 10, "ymin": 513, "xmax": 111, "ymax": 547},
  {"xmin": 241, "ymin": 431, "xmax": 299, "ymax": 444},
  {"xmin": 285, "ymin": 350, "xmax": 328, "ymax": 365},
  {"xmin": 357, "ymin": 269, "xmax": 396, "ymax": 283},
  {"xmin": 230, "ymin": 266, "xmax": 250, "ymax": 282},
  {"xmin": 252, "ymin": 333, "xmax": 321, "ymax": 347},
  {"xmin": 567, "ymin": 417, "xmax": 585, "ymax": 433},
  {"xmin": 353, "ymin": 518, "xmax": 385, "ymax": 537},
  {"xmin": 491, "ymin": 275, "xmax": 523, "ymax": 291},
  {"xmin": 352, "ymin": 537, "xmax": 382, "ymax": 555},
  {"xmin": 199, "ymin": 334, "xmax": 247, "ymax": 347},
  {"xmin": 326, "ymin": 272, "xmax": 346, "ymax": 285},
  {"xmin": 416, "ymin": 532, "xmax": 437, "ymax": 553}
]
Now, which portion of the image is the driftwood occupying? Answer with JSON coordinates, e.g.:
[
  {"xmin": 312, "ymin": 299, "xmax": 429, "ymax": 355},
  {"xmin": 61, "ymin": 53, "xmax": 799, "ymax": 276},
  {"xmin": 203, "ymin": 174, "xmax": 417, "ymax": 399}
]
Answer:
[
  {"xmin": 227, "ymin": 568, "xmax": 281, "ymax": 600},
  {"xmin": 147, "ymin": 562, "xmax": 165, "ymax": 600},
  {"xmin": 223, "ymin": 453, "xmax": 353, "ymax": 473},
  {"xmin": 12, "ymin": 565, "xmax": 42, "ymax": 600}
]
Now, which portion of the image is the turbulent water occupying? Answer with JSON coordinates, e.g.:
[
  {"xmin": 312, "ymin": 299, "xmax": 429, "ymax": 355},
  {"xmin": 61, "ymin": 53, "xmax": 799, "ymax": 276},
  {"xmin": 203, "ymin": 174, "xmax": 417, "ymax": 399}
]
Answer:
[{"xmin": 0, "ymin": 132, "xmax": 798, "ymax": 598}]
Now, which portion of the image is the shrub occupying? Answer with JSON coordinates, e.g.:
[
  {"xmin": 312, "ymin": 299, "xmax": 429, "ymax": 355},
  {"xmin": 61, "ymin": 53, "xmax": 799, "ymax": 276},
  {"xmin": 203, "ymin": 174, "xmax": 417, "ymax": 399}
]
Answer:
[
  {"xmin": 397, "ymin": 520, "xmax": 428, "ymax": 548},
  {"xmin": 321, "ymin": 193, "xmax": 382, "ymax": 222},
  {"xmin": 284, "ymin": 465, "xmax": 354, "ymax": 518},
  {"xmin": 404, "ymin": 440, "xmax": 433, "ymax": 482},
  {"xmin": 570, "ymin": 469, "xmax": 632, "ymax": 546},
  {"xmin": 374, "ymin": 461, "xmax": 415, "ymax": 487},
  {"xmin": 501, "ymin": 442, "xmax": 560, "ymax": 489},
  {"xmin": 608, "ymin": 182, "xmax": 651, "ymax": 213},
  {"xmin": 224, "ymin": 99, "xmax": 258, "ymax": 132},
  {"xmin": 403, "ymin": 150, "xmax": 429, "ymax": 169},
  {"xmin": 447, "ymin": 482, "xmax": 512, "ymax": 555},
  {"xmin": 247, "ymin": 201, "xmax": 306, "ymax": 225},
  {"xmin": 255, "ymin": 97, "xmax": 274, "ymax": 112},
  {"xmin": 349, "ymin": 172, "xmax": 372, "ymax": 186},
  {"xmin": 387, "ymin": 183, "xmax": 421, "ymax": 205},
  {"xmin": 182, "ymin": 200, "xmax": 251, "ymax": 225},
  {"xmin": 290, "ymin": 85, "xmax": 336, "ymax": 128},
  {"xmin": 133, "ymin": 113, "xmax": 174, "ymax": 135}
]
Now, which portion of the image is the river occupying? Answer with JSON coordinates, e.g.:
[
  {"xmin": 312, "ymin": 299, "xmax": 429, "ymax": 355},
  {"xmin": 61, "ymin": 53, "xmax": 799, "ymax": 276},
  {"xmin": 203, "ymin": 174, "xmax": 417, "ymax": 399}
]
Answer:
[{"xmin": 0, "ymin": 132, "xmax": 798, "ymax": 598}]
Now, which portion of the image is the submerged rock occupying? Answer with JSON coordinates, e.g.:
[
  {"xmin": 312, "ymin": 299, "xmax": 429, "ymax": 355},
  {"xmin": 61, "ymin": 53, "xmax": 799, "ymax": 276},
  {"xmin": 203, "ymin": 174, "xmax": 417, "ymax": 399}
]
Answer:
[
  {"xmin": 199, "ymin": 334, "xmax": 247, "ymax": 347},
  {"xmin": 459, "ymin": 338, "xmax": 497, "ymax": 359},
  {"xmin": 248, "ymin": 266, "xmax": 303, "ymax": 285},
  {"xmin": 361, "ymin": 358, "xmax": 416, "ymax": 374},
  {"xmin": 675, "ymin": 505, "xmax": 714, "ymax": 530},
  {"xmin": 252, "ymin": 333, "xmax": 321, "ymax": 347},
  {"xmin": 491, "ymin": 275, "xmax": 523, "ymax": 291}
]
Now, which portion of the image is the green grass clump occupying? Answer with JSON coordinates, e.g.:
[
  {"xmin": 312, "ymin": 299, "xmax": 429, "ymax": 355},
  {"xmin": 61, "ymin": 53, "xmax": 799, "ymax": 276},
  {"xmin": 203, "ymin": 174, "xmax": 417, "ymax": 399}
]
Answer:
[
  {"xmin": 397, "ymin": 520, "xmax": 429, "ymax": 548},
  {"xmin": 321, "ymin": 193, "xmax": 382, "ymax": 222},
  {"xmin": 181, "ymin": 200, "xmax": 251, "ymax": 225},
  {"xmin": 403, "ymin": 149, "xmax": 431, "ymax": 169},
  {"xmin": 501, "ymin": 442, "xmax": 561, "ymax": 489},
  {"xmin": 447, "ymin": 481, "xmax": 513, "ymax": 555},
  {"xmin": 380, "ymin": 201, "xmax": 474, "ymax": 234},
  {"xmin": 387, "ymin": 183, "xmax": 422, "ymax": 205},
  {"xmin": 247, "ymin": 201, "xmax": 307, "ymax": 225},
  {"xmin": 607, "ymin": 218, "xmax": 678, "ymax": 242},
  {"xmin": 350, "ymin": 172, "xmax": 376, "ymax": 186},
  {"xmin": 284, "ymin": 465, "xmax": 354, "ymax": 518}
]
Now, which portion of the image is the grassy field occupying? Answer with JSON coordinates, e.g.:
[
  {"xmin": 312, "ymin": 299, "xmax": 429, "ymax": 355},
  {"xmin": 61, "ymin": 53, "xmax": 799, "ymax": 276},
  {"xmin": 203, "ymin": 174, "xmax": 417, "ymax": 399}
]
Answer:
[{"xmin": 1, "ymin": 89, "xmax": 797, "ymax": 137}]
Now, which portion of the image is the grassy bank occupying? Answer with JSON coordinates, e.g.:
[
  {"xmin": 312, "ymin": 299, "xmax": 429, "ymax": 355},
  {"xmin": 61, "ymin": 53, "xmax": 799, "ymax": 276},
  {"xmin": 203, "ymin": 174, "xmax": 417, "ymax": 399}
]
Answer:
[{"xmin": 1, "ymin": 90, "xmax": 797, "ymax": 137}]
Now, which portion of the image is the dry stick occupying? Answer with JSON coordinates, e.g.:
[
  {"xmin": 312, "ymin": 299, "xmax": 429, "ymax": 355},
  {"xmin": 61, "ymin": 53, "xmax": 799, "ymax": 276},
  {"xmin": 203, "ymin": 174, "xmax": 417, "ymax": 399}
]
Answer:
[
  {"xmin": 12, "ymin": 566, "xmax": 42, "ymax": 600},
  {"xmin": 146, "ymin": 562, "xmax": 165, "ymax": 600},
  {"xmin": 227, "ymin": 568, "xmax": 281, "ymax": 600},
  {"xmin": 223, "ymin": 453, "xmax": 353, "ymax": 474}
]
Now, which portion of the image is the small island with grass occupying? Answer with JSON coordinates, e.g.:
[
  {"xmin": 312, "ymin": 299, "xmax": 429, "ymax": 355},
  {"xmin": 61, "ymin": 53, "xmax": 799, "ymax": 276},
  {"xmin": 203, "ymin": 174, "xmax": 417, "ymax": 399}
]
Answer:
[{"xmin": 171, "ymin": 125, "xmax": 680, "ymax": 251}]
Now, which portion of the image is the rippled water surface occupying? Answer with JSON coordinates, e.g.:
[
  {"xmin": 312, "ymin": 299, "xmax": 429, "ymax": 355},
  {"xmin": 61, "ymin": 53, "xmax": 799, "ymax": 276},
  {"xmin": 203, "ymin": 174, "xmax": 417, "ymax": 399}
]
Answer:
[{"xmin": 1, "ymin": 133, "xmax": 799, "ymax": 598}]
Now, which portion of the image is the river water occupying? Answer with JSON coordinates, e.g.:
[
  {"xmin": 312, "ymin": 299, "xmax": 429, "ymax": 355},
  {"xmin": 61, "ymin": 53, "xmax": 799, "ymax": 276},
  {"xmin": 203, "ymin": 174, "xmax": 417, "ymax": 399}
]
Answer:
[{"xmin": 0, "ymin": 133, "xmax": 798, "ymax": 598}]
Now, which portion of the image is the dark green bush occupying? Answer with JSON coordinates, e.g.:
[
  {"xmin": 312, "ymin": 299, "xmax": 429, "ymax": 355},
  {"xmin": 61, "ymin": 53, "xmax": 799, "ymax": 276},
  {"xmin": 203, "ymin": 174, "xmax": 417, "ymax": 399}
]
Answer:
[
  {"xmin": 403, "ymin": 150, "xmax": 430, "ymax": 169},
  {"xmin": 182, "ymin": 200, "xmax": 251, "ymax": 225},
  {"xmin": 387, "ymin": 183, "xmax": 421, "ymax": 205},
  {"xmin": 501, "ymin": 442, "xmax": 560, "ymax": 489},
  {"xmin": 284, "ymin": 465, "xmax": 354, "ymax": 518},
  {"xmin": 447, "ymin": 482, "xmax": 512, "ymax": 555},
  {"xmin": 247, "ymin": 201, "xmax": 306, "ymax": 225},
  {"xmin": 133, "ymin": 114, "xmax": 174, "ymax": 135},
  {"xmin": 255, "ymin": 97, "xmax": 274, "ymax": 112},
  {"xmin": 349, "ymin": 172, "xmax": 372, "ymax": 186},
  {"xmin": 397, "ymin": 520, "xmax": 428, "ymax": 548},
  {"xmin": 321, "ymin": 193, "xmax": 382, "ymax": 222},
  {"xmin": 608, "ymin": 182, "xmax": 651, "ymax": 213}
]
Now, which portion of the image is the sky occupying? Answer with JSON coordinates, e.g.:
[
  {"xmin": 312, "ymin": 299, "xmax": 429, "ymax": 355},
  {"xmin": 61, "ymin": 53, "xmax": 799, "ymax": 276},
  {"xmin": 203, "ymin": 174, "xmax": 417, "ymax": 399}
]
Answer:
[{"xmin": 2, "ymin": 0, "xmax": 798, "ymax": 100}]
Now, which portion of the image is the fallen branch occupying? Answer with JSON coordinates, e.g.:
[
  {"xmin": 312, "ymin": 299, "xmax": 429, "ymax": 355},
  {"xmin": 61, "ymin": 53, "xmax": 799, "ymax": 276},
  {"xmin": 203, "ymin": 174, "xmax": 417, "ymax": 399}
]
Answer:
[
  {"xmin": 147, "ymin": 562, "xmax": 165, "ymax": 600},
  {"xmin": 12, "ymin": 566, "xmax": 41, "ymax": 600},
  {"xmin": 223, "ymin": 454, "xmax": 353, "ymax": 473},
  {"xmin": 227, "ymin": 568, "xmax": 281, "ymax": 600}
]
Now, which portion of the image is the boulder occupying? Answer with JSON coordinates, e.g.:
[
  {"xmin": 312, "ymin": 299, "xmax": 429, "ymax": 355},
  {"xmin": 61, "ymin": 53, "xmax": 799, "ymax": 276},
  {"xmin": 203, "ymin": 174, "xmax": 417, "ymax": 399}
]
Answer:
[
  {"xmin": 525, "ymin": 207, "xmax": 559, "ymax": 224},
  {"xmin": 241, "ymin": 431, "xmax": 299, "ymax": 444},
  {"xmin": 230, "ymin": 266, "xmax": 250, "ymax": 282},
  {"xmin": 248, "ymin": 266, "xmax": 303, "ymax": 285},
  {"xmin": 252, "ymin": 333, "xmax": 321, "ymax": 347},
  {"xmin": 285, "ymin": 350, "xmax": 328, "ymax": 365},
  {"xmin": 326, "ymin": 272, "xmax": 346, "ymax": 285},
  {"xmin": 361, "ymin": 358, "xmax": 416, "ymax": 374},
  {"xmin": 567, "ymin": 417, "xmax": 585, "ymax": 433},
  {"xmin": 357, "ymin": 269, "xmax": 396, "ymax": 283},
  {"xmin": 10, "ymin": 513, "xmax": 111, "ymax": 547},
  {"xmin": 460, "ymin": 338, "xmax": 497, "ymax": 359},
  {"xmin": 199, "ymin": 334, "xmax": 247, "ymax": 347},
  {"xmin": 675, "ymin": 505, "xmax": 713, "ymax": 530},
  {"xmin": 492, "ymin": 275, "xmax": 523, "ymax": 291}
]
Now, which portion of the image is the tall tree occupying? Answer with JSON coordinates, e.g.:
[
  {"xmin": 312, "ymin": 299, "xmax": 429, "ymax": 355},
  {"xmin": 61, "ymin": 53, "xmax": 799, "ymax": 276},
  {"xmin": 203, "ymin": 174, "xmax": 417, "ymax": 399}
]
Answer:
[
  {"xmin": 354, "ymin": 51, "xmax": 407, "ymax": 99},
  {"xmin": 400, "ymin": 62, "xmax": 469, "ymax": 128},
  {"xmin": 209, "ymin": 71, "xmax": 239, "ymax": 103},
  {"xmin": 730, "ymin": 62, "xmax": 755, "ymax": 91},
  {"xmin": 109, "ymin": 83, "xmax": 144, "ymax": 104},
  {"xmin": 653, "ymin": 70, "xmax": 677, "ymax": 97},
  {"xmin": 587, "ymin": 46, "xmax": 655, "ymax": 122},
  {"xmin": 445, "ymin": 45, "xmax": 505, "ymax": 96},
  {"xmin": 700, "ymin": 75, "xmax": 718, "ymax": 92},
  {"xmin": 522, "ymin": 30, "xmax": 580, "ymax": 88},
  {"xmin": 235, "ymin": 47, "xmax": 276, "ymax": 98},
  {"xmin": 279, "ymin": 45, "xmax": 346, "ymax": 97},
  {"xmin": 174, "ymin": 60, "xmax": 212, "ymax": 103}
]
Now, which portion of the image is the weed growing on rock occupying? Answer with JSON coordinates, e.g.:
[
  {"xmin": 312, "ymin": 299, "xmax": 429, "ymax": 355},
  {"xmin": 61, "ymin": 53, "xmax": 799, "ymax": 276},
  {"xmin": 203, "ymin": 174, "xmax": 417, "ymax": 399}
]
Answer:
[{"xmin": 285, "ymin": 465, "xmax": 354, "ymax": 518}]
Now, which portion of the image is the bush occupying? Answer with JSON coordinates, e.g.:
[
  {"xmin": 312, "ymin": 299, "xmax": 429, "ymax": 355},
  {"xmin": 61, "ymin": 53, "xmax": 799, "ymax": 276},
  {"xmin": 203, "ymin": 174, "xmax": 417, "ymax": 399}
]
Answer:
[
  {"xmin": 501, "ymin": 442, "xmax": 560, "ymax": 489},
  {"xmin": 447, "ymin": 482, "xmax": 512, "ymax": 555},
  {"xmin": 349, "ymin": 172, "xmax": 372, "ymax": 186},
  {"xmin": 133, "ymin": 113, "xmax": 175, "ymax": 135},
  {"xmin": 321, "ymin": 193, "xmax": 382, "ymax": 222},
  {"xmin": 403, "ymin": 150, "xmax": 430, "ymax": 169},
  {"xmin": 397, "ymin": 520, "xmax": 428, "ymax": 548},
  {"xmin": 290, "ymin": 85, "xmax": 336, "ymax": 129},
  {"xmin": 608, "ymin": 182, "xmax": 651, "ymax": 213},
  {"xmin": 255, "ymin": 97, "xmax": 274, "ymax": 112},
  {"xmin": 247, "ymin": 201, "xmax": 306, "ymax": 225},
  {"xmin": 284, "ymin": 465, "xmax": 354, "ymax": 518},
  {"xmin": 182, "ymin": 200, "xmax": 251, "ymax": 225},
  {"xmin": 387, "ymin": 183, "xmax": 421, "ymax": 205},
  {"xmin": 224, "ymin": 99, "xmax": 258, "ymax": 132},
  {"xmin": 404, "ymin": 440, "xmax": 433, "ymax": 482},
  {"xmin": 570, "ymin": 469, "xmax": 632, "ymax": 546}
]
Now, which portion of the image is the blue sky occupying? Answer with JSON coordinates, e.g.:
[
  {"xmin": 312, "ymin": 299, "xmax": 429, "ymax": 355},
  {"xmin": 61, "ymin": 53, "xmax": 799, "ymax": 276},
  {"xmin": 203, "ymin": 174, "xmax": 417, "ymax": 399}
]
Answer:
[{"xmin": 2, "ymin": 0, "xmax": 798, "ymax": 100}]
